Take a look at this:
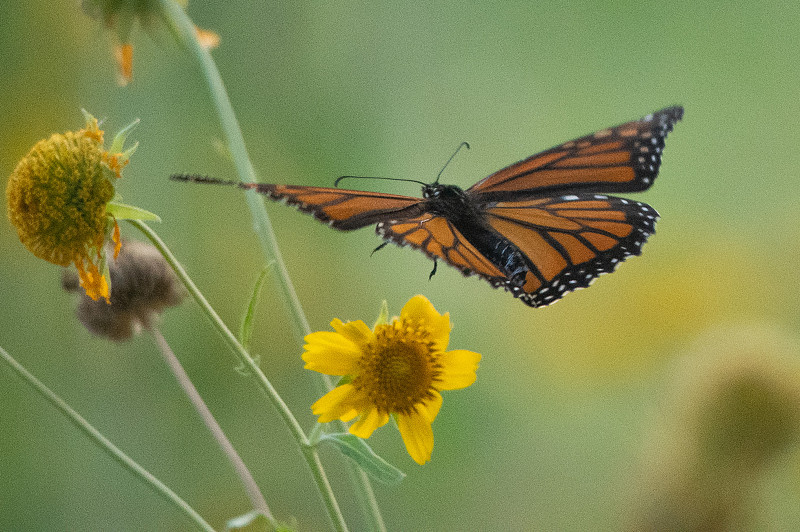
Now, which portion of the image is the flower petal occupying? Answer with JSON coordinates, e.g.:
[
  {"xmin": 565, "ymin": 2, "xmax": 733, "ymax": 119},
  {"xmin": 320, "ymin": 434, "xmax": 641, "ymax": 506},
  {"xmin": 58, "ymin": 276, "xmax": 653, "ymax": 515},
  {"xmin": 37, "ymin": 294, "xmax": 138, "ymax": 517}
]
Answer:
[
  {"xmin": 76, "ymin": 260, "xmax": 110, "ymax": 304},
  {"xmin": 350, "ymin": 407, "xmax": 390, "ymax": 439},
  {"xmin": 331, "ymin": 318, "xmax": 374, "ymax": 347},
  {"xmin": 311, "ymin": 384, "xmax": 364, "ymax": 423},
  {"xmin": 111, "ymin": 220, "xmax": 122, "ymax": 259},
  {"xmin": 417, "ymin": 391, "xmax": 443, "ymax": 423},
  {"xmin": 302, "ymin": 331, "xmax": 362, "ymax": 375},
  {"xmin": 114, "ymin": 43, "xmax": 133, "ymax": 87},
  {"xmin": 396, "ymin": 408, "xmax": 435, "ymax": 465},
  {"xmin": 400, "ymin": 295, "xmax": 451, "ymax": 351},
  {"xmin": 435, "ymin": 349, "xmax": 481, "ymax": 390}
]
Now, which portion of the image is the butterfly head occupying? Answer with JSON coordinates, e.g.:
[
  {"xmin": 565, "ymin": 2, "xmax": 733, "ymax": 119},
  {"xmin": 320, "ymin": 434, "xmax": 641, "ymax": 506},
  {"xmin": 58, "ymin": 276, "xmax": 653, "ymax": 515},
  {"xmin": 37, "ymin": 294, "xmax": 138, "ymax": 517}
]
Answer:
[
  {"xmin": 422, "ymin": 183, "xmax": 474, "ymax": 220},
  {"xmin": 422, "ymin": 183, "xmax": 467, "ymax": 201}
]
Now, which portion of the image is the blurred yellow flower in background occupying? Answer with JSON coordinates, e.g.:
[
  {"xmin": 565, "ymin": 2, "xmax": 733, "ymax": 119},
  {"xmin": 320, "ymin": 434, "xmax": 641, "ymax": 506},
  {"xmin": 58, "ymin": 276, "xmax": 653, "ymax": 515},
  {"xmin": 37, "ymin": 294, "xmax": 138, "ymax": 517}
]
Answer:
[
  {"xmin": 304, "ymin": 295, "xmax": 481, "ymax": 464},
  {"xmin": 81, "ymin": 0, "xmax": 218, "ymax": 85},
  {"xmin": 630, "ymin": 324, "xmax": 800, "ymax": 530},
  {"xmin": 6, "ymin": 111, "xmax": 141, "ymax": 303}
]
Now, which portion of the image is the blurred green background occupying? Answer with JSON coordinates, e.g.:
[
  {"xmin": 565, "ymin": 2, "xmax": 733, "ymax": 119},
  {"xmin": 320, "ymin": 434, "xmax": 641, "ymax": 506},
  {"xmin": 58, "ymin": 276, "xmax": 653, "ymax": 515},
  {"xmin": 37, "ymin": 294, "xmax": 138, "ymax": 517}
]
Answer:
[{"xmin": 2, "ymin": 1, "xmax": 800, "ymax": 530}]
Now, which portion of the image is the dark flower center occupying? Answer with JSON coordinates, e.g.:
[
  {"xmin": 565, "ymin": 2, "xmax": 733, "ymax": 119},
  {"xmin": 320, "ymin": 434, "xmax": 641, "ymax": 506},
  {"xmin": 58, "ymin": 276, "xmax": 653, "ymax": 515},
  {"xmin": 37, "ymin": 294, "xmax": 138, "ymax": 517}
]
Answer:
[{"xmin": 353, "ymin": 321, "xmax": 442, "ymax": 414}]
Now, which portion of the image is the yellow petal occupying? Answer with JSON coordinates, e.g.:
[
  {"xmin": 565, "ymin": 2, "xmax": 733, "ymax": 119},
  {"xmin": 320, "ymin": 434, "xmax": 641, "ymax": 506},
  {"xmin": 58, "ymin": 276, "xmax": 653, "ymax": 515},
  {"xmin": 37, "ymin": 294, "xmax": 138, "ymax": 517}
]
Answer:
[
  {"xmin": 418, "ymin": 391, "xmax": 443, "ymax": 423},
  {"xmin": 112, "ymin": 220, "xmax": 122, "ymax": 259},
  {"xmin": 400, "ymin": 295, "xmax": 451, "ymax": 351},
  {"xmin": 302, "ymin": 331, "xmax": 361, "ymax": 375},
  {"xmin": 350, "ymin": 407, "xmax": 390, "ymax": 439},
  {"xmin": 331, "ymin": 318, "xmax": 374, "ymax": 347},
  {"xmin": 77, "ymin": 260, "xmax": 110, "ymax": 304},
  {"xmin": 435, "ymin": 349, "xmax": 481, "ymax": 390},
  {"xmin": 311, "ymin": 384, "xmax": 362, "ymax": 423},
  {"xmin": 396, "ymin": 408, "xmax": 435, "ymax": 465}
]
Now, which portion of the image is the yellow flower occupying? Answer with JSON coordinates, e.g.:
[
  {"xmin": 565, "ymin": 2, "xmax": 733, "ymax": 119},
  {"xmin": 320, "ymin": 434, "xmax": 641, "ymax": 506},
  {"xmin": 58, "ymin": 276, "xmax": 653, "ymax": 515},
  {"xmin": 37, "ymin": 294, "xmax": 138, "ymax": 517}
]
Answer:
[
  {"xmin": 6, "ymin": 111, "xmax": 141, "ymax": 303},
  {"xmin": 304, "ymin": 295, "xmax": 481, "ymax": 464}
]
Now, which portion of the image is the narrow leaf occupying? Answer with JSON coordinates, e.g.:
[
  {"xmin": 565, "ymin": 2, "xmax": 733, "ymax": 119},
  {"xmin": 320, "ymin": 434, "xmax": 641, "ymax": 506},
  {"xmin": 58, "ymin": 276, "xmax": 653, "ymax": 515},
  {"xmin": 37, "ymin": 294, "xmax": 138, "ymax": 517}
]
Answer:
[
  {"xmin": 109, "ymin": 117, "xmax": 140, "ymax": 154},
  {"xmin": 373, "ymin": 300, "xmax": 389, "ymax": 328},
  {"xmin": 107, "ymin": 201, "xmax": 161, "ymax": 222},
  {"xmin": 226, "ymin": 510, "xmax": 267, "ymax": 531},
  {"xmin": 320, "ymin": 432, "xmax": 405, "ymax": 485},
  {"xmin": 239, "ymin": 264, "xmax": 273, "ymax": 352}
]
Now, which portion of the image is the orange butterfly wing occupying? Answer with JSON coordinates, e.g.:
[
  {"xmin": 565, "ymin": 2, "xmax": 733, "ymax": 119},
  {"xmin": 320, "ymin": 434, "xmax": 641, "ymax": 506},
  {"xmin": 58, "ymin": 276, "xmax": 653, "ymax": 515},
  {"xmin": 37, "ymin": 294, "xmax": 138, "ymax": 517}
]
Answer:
[
  {"xmin": 376, "ymin": 215, "xmax": 508, "ymax": 283},
  {"xmin": 481, "ymin": 194, "xmax": 657, "ymax": 307},
  {"xmin": 174, "ymin": 107, "xmax": 682, "ymax": 307},
  {"xmin": 374, "ymin": 193, "xmax": 656, "ymax": 307},
  {"xmin": 469, "ymin": 106, "xmax": 683, "ymax": 198}
]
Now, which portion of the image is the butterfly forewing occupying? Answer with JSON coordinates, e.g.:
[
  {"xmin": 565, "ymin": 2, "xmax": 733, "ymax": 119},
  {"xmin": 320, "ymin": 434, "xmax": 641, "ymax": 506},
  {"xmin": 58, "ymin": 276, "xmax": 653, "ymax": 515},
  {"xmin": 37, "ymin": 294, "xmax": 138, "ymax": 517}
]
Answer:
[
  {"xmin": 248, "ymin": 184, "xmax": 423, "ymax": 230},
  {"xmin": 468, "ymin": 106, "xmax": 683, "ymax": 198}
]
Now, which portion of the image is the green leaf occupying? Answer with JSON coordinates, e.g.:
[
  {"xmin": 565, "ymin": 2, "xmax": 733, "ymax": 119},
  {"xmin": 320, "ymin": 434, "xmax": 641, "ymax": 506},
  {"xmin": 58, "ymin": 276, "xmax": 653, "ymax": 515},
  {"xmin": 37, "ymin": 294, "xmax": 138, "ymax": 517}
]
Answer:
[
  {"xmin": 109, "ymin": 117, "xmax": 140, "ymax": 154},
  {"xmin": 319, "ymin": 432, "xmax": 405, "ymax": 485},
  {"xmin": 239, "ymin": 264, "xmax": 273, "ymax": 352},
  {"xmin": 225, "ymin": 510, "xmax": 268, "ymax": 531},
  {"xmin": 107, "ymin": 201, "xmax": 161, "ymax": 222},
  {"xmin": 373, "ymin": 300, "xmax": 389, "ymax": 328}
]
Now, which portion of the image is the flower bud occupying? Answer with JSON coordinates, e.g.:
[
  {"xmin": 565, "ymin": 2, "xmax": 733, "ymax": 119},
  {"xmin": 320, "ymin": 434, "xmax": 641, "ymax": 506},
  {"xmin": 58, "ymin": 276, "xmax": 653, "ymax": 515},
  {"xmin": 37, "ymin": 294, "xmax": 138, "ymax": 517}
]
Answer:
[{"xmin": 63, "ymin": 240, "xmax": 185, "ymax": 341}]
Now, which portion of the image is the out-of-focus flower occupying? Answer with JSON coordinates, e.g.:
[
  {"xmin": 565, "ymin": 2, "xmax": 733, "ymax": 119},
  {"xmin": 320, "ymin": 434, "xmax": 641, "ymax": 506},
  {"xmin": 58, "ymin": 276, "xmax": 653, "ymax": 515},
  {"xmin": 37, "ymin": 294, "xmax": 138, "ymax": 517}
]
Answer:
[
  {"xmin": 6, "ymin": 111, "xmax": 152, "ymax": 303},
  {"xmin": 303, "ymin": 295, "xmax": 481, "ymax": 464},
  {"xmin": 81, "ymin": 0, "xmax": 219, "ymax": 85},
  {"xmin": 630, "ymin": 325, "xmax": 800, "ymax": 530},
  {"xmin": 63, "ymin": 239, "xmax": 185, "ymax": 341}
]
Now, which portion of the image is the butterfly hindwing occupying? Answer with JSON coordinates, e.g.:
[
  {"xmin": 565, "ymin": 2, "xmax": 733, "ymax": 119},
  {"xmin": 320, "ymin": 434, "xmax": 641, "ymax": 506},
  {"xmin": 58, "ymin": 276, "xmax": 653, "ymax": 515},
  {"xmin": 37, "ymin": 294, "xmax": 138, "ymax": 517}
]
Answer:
[
  {"xmin": 482, "ymin": 193, "xmax": 658, "ymax": 307},
  {"xmin": 376, "ymin": 193, "xmax": 658, "ymax": 308},
  {"xmin": 468, "ymin": 106, "xmax": 683, "ymax": 198},
  {"xmin": 376, "ymin": 215, "xmax": 508, "ymax": 284}
]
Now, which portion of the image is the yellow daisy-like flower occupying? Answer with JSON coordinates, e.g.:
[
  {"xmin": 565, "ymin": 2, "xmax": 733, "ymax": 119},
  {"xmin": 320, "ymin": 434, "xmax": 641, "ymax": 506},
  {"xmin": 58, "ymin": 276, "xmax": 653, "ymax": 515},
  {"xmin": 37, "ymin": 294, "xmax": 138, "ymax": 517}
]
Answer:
[
  {"xmin": 304, "ymin": 295, "xmax": 481, "ymax": 464},
  {"xmin": 6, "ymin": 111, "xmax": 141, "ymax": 303}
]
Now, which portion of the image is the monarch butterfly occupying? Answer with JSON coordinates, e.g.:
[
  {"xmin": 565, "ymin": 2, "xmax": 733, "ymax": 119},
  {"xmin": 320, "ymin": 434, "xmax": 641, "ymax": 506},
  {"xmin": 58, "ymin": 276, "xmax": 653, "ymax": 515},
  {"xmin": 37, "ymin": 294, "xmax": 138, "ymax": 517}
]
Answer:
[{"xmin": 173, "ymin": 106, "xmax": 683, "ymax": 307}]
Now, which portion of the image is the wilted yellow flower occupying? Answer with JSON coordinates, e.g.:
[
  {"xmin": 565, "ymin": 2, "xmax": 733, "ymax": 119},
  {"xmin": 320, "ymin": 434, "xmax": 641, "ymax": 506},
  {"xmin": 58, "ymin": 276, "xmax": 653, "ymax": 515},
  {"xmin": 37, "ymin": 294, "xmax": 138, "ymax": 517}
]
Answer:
[
  {"xmin": 304, "ymin": 295, "xmax": 481, "ymax": 464},
  {"xmin": 6, "ymin": 111, "xmax": 141, "ymax": 303}
]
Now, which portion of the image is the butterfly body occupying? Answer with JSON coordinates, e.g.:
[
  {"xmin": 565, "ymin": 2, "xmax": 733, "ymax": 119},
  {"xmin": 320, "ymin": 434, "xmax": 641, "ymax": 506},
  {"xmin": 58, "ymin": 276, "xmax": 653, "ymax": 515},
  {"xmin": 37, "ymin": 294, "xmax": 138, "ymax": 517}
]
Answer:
[
  {"xmin": 413, "ymin": 183, "xmax": 532, "ymax": 285},
  {"xmin": 173, "ymin": 106, "xmax": 683, "ymax": 307}
]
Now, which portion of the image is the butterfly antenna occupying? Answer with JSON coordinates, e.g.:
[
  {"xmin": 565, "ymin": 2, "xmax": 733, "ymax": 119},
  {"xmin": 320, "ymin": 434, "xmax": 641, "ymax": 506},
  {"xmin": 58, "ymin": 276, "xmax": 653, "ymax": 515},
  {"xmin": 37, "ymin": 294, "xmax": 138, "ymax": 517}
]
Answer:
[
  {"xmin": 434, "ymin": 141, "xmax": 470, "ymax": 184},
  {"xmin": 334, "ymin": 175, "xmax": 428, "ymax": 188}
]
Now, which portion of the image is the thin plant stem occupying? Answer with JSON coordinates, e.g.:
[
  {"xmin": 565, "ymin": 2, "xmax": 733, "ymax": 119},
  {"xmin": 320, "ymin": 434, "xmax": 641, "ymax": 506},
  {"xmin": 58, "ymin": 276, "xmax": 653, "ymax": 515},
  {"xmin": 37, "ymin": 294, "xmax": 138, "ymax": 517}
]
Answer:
[
  {"xmin": 156, "ymin": 2, "xmax": 386, "ymax": 530},
  {"xmin": 129, "ymin": 219, "xmax": 348, "ymax": 532},
  {"xmin": 157, "ymin": 0, "xmax": 311, "ymax": 349},
  {"xmin": 147, "ymin": 324, "xmax": 275, "ymax": 526},
  {"xmin": 0, "ymin": 345, "xmax": 215, "ymax": 532}
]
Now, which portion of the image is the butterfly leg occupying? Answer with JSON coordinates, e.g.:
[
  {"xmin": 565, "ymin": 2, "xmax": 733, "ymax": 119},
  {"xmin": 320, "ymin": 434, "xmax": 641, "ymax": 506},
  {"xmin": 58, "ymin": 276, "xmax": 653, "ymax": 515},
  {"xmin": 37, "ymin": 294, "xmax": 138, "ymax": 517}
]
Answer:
[
  {"xmin": 429, "ymin": 259, "xmax": 438, "ymax": 280},
  {"xmin": 371, "ymin": 242, "xmax": 389, "ymax": 256}
]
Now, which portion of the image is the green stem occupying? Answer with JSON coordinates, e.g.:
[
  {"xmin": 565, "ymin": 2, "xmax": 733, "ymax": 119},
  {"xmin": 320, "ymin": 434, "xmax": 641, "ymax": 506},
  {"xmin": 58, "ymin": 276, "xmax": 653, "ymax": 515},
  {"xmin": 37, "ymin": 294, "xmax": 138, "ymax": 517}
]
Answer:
[
  {"xmin": 148, "ymin": 325, "xmax": 275, "ymax": 526},
  {"xmin": 128, "ymin": 219, "xmax": 348, "ymax": 532},
  {"xmin": 0, "ymin": 345, "xmax": 214, "ymax": 532},
  {"xmin": 156, "ymin": 2, "xmax": 386, "ymax": 530},
  {"xmin": 158, "ymin": 0, "xmax": 310, "ymax": 347}
]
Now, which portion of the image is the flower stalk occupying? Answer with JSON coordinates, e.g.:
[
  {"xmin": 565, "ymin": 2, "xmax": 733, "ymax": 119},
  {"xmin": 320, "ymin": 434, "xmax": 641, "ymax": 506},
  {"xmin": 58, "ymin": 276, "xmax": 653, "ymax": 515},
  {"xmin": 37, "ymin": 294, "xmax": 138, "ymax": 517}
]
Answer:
[
  {"xmin": 154, "ymin": 1, "xmax": 385, "ymax": 529},
  {"xmin": 148, "ymin": 325, "xmax": 275, "ymax": 525},
  {"xmin": 0, "ymin": 345, "xmax": 214, "ymax": 532},
  {"xmin": 129, "ymin": 219, "xmax": 349, "ymax": 532}
]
